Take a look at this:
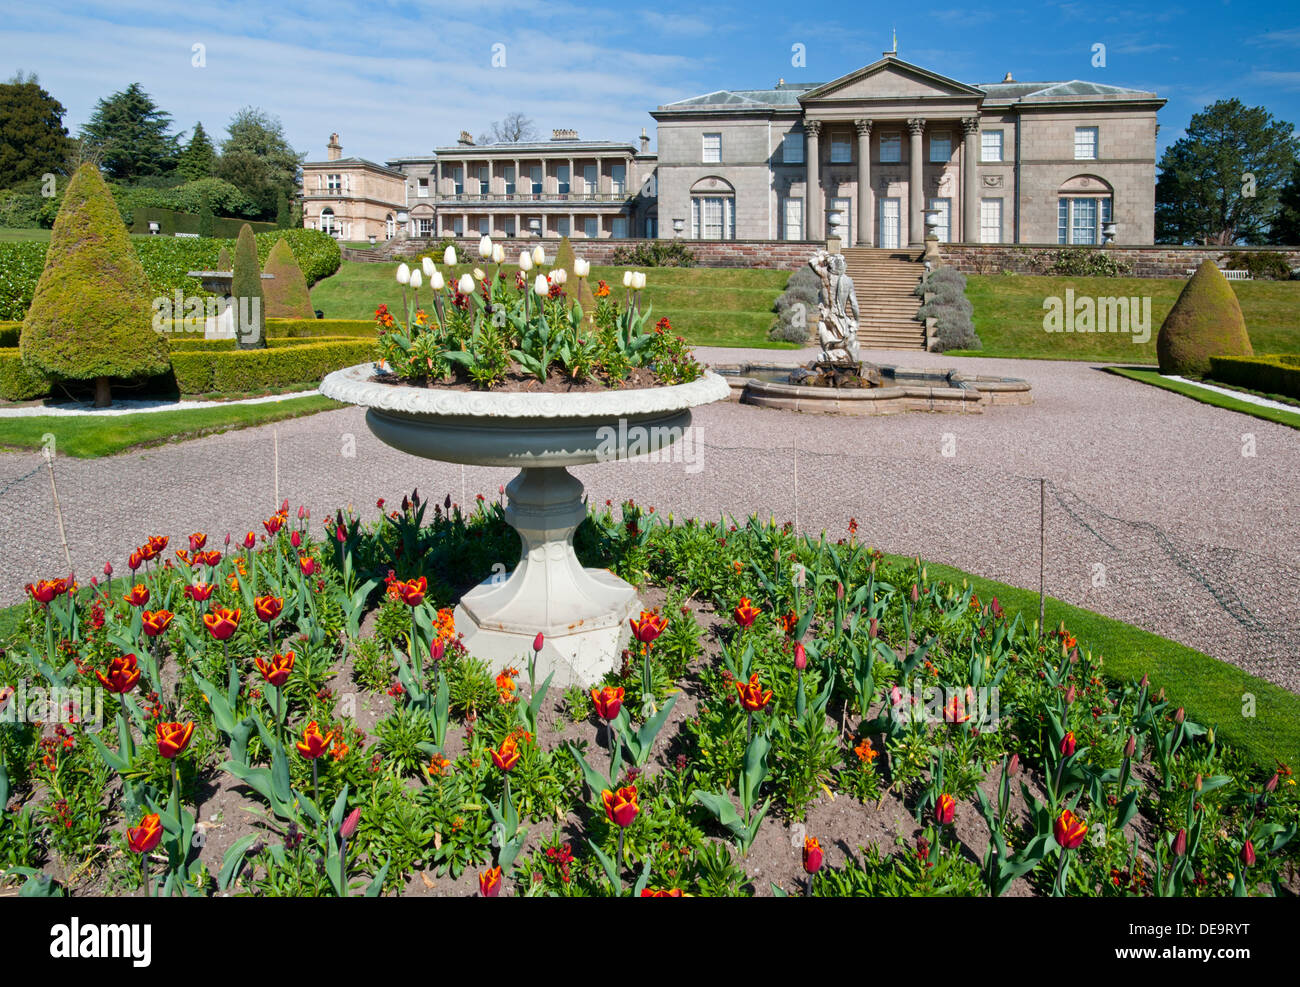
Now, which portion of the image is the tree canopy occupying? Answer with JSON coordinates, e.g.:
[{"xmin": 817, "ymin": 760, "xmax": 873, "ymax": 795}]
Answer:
[
  {"xmin": 478, "ymin": 112, "xmax": 538, "ymax": 145},
  {"xmin": 177, "ymin": 121, "xmax": 216, "ymax": 181},
  {"xmin": 80, "ymin": 82, "xmax": 179, "ymax": 182},
  {"xmin": 0, "ymin": 73, "xmax": 71, "ymax": 187},
  {"xmin": 216, "ymin": 107, "xmax": 304, "ymax": 219}
]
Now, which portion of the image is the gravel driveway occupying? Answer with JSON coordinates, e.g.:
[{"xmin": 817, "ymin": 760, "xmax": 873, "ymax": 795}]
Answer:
[{"xmin": 2, "ymin": 347, "xmax": 1297, "ymax": 692}]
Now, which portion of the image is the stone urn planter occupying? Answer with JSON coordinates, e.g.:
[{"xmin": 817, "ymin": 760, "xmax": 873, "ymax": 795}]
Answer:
[{"xmin": 320, "ymin": 363, "xmax": 730, "ymax": 686}]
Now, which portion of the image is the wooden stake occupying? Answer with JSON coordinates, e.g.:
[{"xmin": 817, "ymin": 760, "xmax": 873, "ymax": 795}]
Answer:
[
  {"xmin": 273, "ymin": 428, "xmax": 280, "ymax": 510},
  {"xmin": 45, "ymin": 448, "xmax": 73, "ymax": 573},
  {"xmin": 792, "ymin": 444, "xmax": 799, "ymax": 534},
  {"xmin": 1038, "ymin": 478, "xmax": 1046, "ymax": 637}
]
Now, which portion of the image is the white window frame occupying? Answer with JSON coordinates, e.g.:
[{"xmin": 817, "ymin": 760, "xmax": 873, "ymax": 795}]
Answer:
[
  {"xmin": 981, "ymin": 130, "xmax": 1003, "ymax": 163},
  {"xmin": 327, "ymin": 173, "xmax": 341, "ymax": 192},
  {"xmin": 583, "ymin": 216, "xmax": 599, "ymax": 238},
  {"xmin": 503, "ymin": 166, "xmax": 516, "ymax": 195},
  {"xmin": 980, "ymin": 197, "xmax": 1003, "ymax": 244},
  {"xmin": 830, "ymin": 135, "xmax": 851, "ymax": 163},
  {"xmin": 1074, "ymin": 127, "xmax": 1098, "ymax": 161},
  {"xmin": 529, "ymin": 165, "xmax": 543, "ymax": 195},
  {"xmin": 416, "ymin": 177, "xmax": 429, "ymax": 198},
  {"xmin": 417, "ymin": 217, "xmax": 432, "ymax": 237},
  {"xmin": 879, "ymin": 133, "xmax": 901, "ymax": 163},
  {"xmin": 583, "ymin": 163, "xmax": 597, "ymax": 193},
  {"xmin": 927, "ymin": 197, "xmax": 951, "ymax": 243},
  {"xmin": 320, "ymin": 208, "xmax": 336, "ymax": 234},
  {"xmin": 783, "ymin": 132, "xmax": 804, "ymax": 164},
  {"xmin": 1058, "ymin": 196, "xmax": 1112, "ymax": 245},
  {"xmin": 929, "ymin": 132, "xmax": 952, "ymax": 163},
  {"xmin": 611, "ymin": 215, "xmax": 629, "ymax": 238},
  {"xmin": 610, "ymin": 163, "xmax": 626, "ymax": 195},
  {"xmin": 702, "ymin": 133, "xmax": 722, "ymax": 164},
  {"xmin": 451, "ymin": 166, "xmax": 463, "ymax": 195},
  {"xmin": 557, "ymin": 164, "xmax": 570, "ymax": 195},
  {"xmin": 783, "ymin": 196, "xmax": 803, "ymax": 241}
]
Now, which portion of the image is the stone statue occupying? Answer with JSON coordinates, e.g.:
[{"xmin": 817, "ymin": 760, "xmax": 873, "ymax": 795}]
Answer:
[{"xmin": 809, "ymin": 250, "xmax": 861, "ymax": 363}]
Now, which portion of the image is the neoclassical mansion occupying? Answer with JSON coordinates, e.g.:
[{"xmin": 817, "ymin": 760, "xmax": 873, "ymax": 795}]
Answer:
[{"xmin": 302, "ymin": 55, "xmax": 1164, "ymax": 246}]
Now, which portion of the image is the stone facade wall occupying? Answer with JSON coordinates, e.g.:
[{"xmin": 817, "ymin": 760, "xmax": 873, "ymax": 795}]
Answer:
[
  {"xmin": 343, "ymin": 235, "xmax": 819, "ymax": 270},
  {"xmin": 938, "ymin": 243, "xmax": 1300, "ymax": 278},
  {"xmin": 301, "ymin": 162, "xmax": 406, "ymax": 241}
]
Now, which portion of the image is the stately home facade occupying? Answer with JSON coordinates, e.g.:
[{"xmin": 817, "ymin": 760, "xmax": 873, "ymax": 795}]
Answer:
[
  {"xmin": 302, "ymin": 56, "xmax": 1164, "ymax": 246},
  {"xmin": 652, "ymin": 56, "xmax": 1164, "ymax": 246}
]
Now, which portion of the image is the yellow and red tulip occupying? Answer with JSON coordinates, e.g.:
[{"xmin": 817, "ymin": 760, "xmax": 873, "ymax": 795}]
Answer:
[
  {"xmin": 1054, "ymin": 809, "xmax": 1088, "ymax": 850},
  {"xmin": 126, "ymin": 813, "xmax": 163, "ymax": 854},
  {"xmin": 184, "ymin": 581, "xmax": 214, "ymax": 602},
  {"xmin": 803, "ymin": 835, "xmax": 824, "ymax": 874},
  {"xmin": 256, "ymin": 651, "xmax": 295, "ymax": 688},
  {"xmin": 203, "ymin": 606, "xmax": 240, "ymax": 641},
  {"xmin": 141, "ymin": 609, "xmax": 174, "ymax": 637},
  {"xmin": 253, "ymin": 595, "xmax": 283, "ymax": 623},
  {"xmin": 1060, "ymin": 731, "xmax": 1076, "ymax": 757},
  {"xmin": 479, "ymin": 866, "xmax": 502, "ymax": 897},
  {"xmin": 490, "ymin": 735, "xmax": 522, "ymax": 772},
  {"xmin": 392, "ymin": 577, "xmax": 427, "ymax": 607},
  {"xmin": 629, "ymin": 610, "xmax": 668, "ymax": 645},
  {"xmin": 732, "ymin": 597, "xmax": 760, "ymax": 629},
  {"xmin": 935, "ymin": 793, "xmax": 956, "ymax": 825},
  {"xmin": 590, "ymin": 685, "xmax": 624, "ymax": 721},
  {"xmin": 156, "ymin": 721, "xmax": 195, "ymax": 759},
  {"xmin": 296, "ymin": 721, "xmax": 330, "ymax": 759},
  {"xmin": 640, "ymin": 888, "xmax": 683, "ymax": 897},
  {"xmin": 602, "ymin": 784, "xmax": 639, "ymax": 828},
  {"xmin": 123, "ymin": 584, "xmax": 150, "ymax": 608},
  {"xmin": 735, "ymin": 673, "xmax": 773, "ymax": 713},
  {"xmin": 96, "ymin": 653, "xmax": 141, "ymax": 694}
]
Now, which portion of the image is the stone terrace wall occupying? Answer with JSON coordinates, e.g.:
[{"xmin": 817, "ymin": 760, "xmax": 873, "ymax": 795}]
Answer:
[
  {"xmin": 939, "ymin": 243, "xmax": 1300, "ymax": 279},
  {"xmin": 344, "ymin": 236, "xmax": 818, "ymax": 270}
]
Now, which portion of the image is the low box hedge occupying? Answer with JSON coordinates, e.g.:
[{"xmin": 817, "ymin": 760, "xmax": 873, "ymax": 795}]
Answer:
[
  {"xmin": 169, "ymin": 336, "xmax": 357, "ymax": 352},
  {"xmin": 0, "ymin": 349, "xmax": 51, "ymax": 401},
  {"xmin": 0, "ymin": 321, "xmax": 21, "ymax": 347},
  {"xmin": 1207, "ymin": 354, "xmax": 1300, "ymax": 401},
  {"xmin": 266, "ymin": 317, "xmax": 375, "ymax": 338},
  {"xmin": 170, "ymin": 339, "xmax": 374, "ymax": 394}
]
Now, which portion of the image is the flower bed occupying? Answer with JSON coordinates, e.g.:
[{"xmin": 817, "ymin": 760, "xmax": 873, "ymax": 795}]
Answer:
[{"xmin": 1, "ymin": 500, "xmax": 1294, "ymax": 897}]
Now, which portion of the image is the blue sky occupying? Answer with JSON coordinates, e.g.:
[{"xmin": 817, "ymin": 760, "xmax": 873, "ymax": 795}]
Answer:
[{"xmin": 3, "ymin": 0, "xmax": 1298, "ymax": 164}]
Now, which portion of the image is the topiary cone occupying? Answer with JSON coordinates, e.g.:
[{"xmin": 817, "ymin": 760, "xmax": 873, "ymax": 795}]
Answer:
[
  {"xmin": 1156, "ymin": 259, "xmax": 1252, "ymax": 376},
  {"xmin": 216, "ymin": 246, "xmax": 232, "ymax": 272},
  {"xmin": 20, "ymin": 163, "xmax": 169, "ymax": 407},
  {"xmin": 230, "ymin": 223, "xmax": 266, "ymax": 349},
  {"xmin": 262, "ymin": 237, "xmax": 314, "ymax": 319}
]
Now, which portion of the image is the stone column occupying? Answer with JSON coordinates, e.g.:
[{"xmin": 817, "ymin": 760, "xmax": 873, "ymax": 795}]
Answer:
[
  {"xmin": 855, "ymin": 119, "xmax": 872, "ymax": 247},
  {"xmin": 962, "ymin": 117, "xmax": 980, "ymax": 243},
  {"xmin": 805, "ymin": 120, "xmax": 823, "ymax": 241},
  {"xmin": 907, "ymin": 118, "xmax": 925, "ymax": 248},
  {"xmin": 513, "ymin": 158, "xmax": 520, "ymax": 196}
]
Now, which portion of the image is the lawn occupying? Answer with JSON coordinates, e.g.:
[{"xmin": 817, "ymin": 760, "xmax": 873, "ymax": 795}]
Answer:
[
  {"xmin": 1104, "ymin": 367, "xmax": 1300, "ymax": 430},
  {"xmin": 310, "ymin": 260, "xmax": 797, "ymax": 349},
  {"xmin": 0, "ymin": 394, "xmax": 342, "ymax": 458},
  {"xmin": 954, "ymin": 273, "xmax": 1300, "ymax": 361}
]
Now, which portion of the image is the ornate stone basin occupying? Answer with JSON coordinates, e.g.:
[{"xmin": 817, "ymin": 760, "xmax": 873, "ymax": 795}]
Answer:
[{"xmin": 320, "ymin": 363, "xmax": 730, "ymax": 686}]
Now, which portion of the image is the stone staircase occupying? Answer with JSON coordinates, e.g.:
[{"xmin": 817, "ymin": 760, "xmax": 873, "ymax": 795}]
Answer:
[{"xmin": 842, "ymin": 248, "xmax": 927, "ymax": 350}]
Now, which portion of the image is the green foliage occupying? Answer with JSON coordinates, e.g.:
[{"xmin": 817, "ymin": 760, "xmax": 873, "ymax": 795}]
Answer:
[
  {"xmin": 217, "ymin": 107, "xmax": 304, "ymax": 219},
  {"xmin": 275, "ymin": 191, "xmax": 290, "ymax": 229},
  {"xmin": 1026, "ymin": 248, "xmax": 1134, "ymax": 277},
  {"xmin": 230, "ymin": 223, "xmax": 265, "ymax": 350},
  {"xmin": 0, "ymin": 348, "xmax": 50, "ymax": 400},
  {"xmin": 80, "ymin": 82, "xmax": 178, "ymax": 182},
  {"xmin": 0, "ymin": 76, "xmax": 71, "ymax": 187},
  {"xmin": 267, "ymin": 318, "xmax": 369, "ymax": 337},
  {"xmin": 917, "ymin": 266, "xmax": 980, "ymax": 351},
  {"xmin": 176, "ymin": 122, "xmax": 216, "ymax": 181},
  {"xmin": 169, "ymin": 339, "xmax": 372, "ymax": 394},
  {"xmin": 1271, "ymin": 161, "xmax": 1300, "ymax": 246},
  {"xmin": 1218, "ymin": 250, "xmax": 1293, "ymax": 281},
  {"xmin": 216, "ymin": 246, "xmax": 231, "ymax": 270},
  {"xmin": 197, "ymin": 197, "xmax": 214, "ymax": 238},
  {"xmin": 262, "ymin": 237, "xmax": 315, "ymax": 318},
  {"xmin": 1156, "ymin": 98, "xmax": 1300, "ymax": 245},
  {"xmin": 1208, "ymin": 353, "xmax": 1300, "ymax": 400},
  {"xmin": 610, "ymin": 240, "xmax": 696, "ymax": 267},
  {"xmin": 1156, "ymin": 260, "xmax": 1254, "ymax": 375},
  {"xmin": 19, "ymin": 163, "xmax": 170, "ymax": 394}
]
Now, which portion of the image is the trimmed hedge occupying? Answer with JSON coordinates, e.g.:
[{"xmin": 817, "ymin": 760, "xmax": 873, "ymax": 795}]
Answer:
[
  {"xmin": 170, "ymin": 339, "xmax": 373, "ymax": 394},
  {"xmin": 129, "ymin": 206, "xmax": 276, "ymax": 239},
  {"xmin": 0, "ymin": 349, "xmax": 51, "ymax": 401},
  {"xmin": 0, "ymin": 322, "xmax": 20, "ymax": 347},
  {"xmin": 169, "ymin": 336, "xmax": 357, "ymax": 351},
  {"xmin": 267, "ymin": 318, "xmax": 373, "ymax": 338},
  {"xmin": 1208, "ymin": 354, "xmax": 1300, "ymax": 401}
]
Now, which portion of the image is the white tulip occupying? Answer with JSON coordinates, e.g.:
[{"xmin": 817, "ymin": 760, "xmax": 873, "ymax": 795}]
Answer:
[
  {"xmin": 533, "ymin": 274, "xmax": 549, "ymax": 296},
  {"xmin": 473, "ymin": 268, "xmax": 485, "ymax": 282},
  {"xmin": 430, "ymin": 271, "xmax": 445, "ymax": 291},
  {"xmin": 634, "ymin": 271, "xmax": 646, "ymax": 290},
  {"xmin": 422, "ymin": 256, "xmax": 435, "ymax": 277},
  {"xmin": 532, "ymin": 245, "xmax": 545, "ymax": 265},
  {"xmin": 622, "ymin": 271, "xmax": 633, "ymax": 288},
  {"xmin": 444, "ymin": 246, "xmax": 457, "ymax": 266},
  {"xmin": 396, "ymin": 263, "xmax": 411, "ymax": 285},
  {"xmin": 478, "ymin": 235, "xmax": 493, "ymax": 258},
  {"xmin": 574, "ymin": 258, "xmax": 590, "ymax": 277},
  {"xmin": 519, "ymin": 251, "xmax": 533, "ymax": 271},
  {"xmin": 457, "ymin": 273, "xmax": 474, "ymax": 295},
  {"xmin": 492, "ymin": 244, "xmax": 505, "ymax": 264},
  {"xmin": 409, "ymin": 269, "xmax": 423, "ymax": 289}
]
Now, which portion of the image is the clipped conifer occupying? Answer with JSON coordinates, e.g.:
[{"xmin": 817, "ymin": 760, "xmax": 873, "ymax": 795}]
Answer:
[
  {"xmin": 1156, "ymin": 260, "xmax": 1253, "ymax": 376},
  {"xmin": 230, "ymin": 222, "xmax": 266, "ymax": 349},
  {"xmin": 262, "ymin": 237, "xmax": 315, "ymax": 319},
  {"xmin": 20, "ymin": 163, "xmax": 169, "ymax": 407}
]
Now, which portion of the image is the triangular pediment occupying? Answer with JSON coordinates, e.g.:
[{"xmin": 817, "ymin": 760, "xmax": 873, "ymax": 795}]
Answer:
[{"xmin": 802, "ymin": 57, "xmax": 983, "ymax": 102}]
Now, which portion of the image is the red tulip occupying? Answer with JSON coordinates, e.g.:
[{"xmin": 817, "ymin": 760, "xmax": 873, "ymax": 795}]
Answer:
[
  {"xmin": 793, "ymin": 642, "xmax": 807, "ymax": 671},
  {"xmin": 24, "ymin": 580, "xmax": 61, "ymax": 604},
  {"xmin": 479, "ymin": 866, "xmax": 502, "ymax": 897},
  {"xmin": 126, "ymin": 813, "xmax": 163, "ymax": 854},
  {"xmin": 298, "ymin": 555, "xmax": 317, "ymax": 577},
  {"xmin": 141, "ymin": 609, "xmax": 174, "ymax": 637},
  {"xmin": 430, "ymin": 638, "xmax": 445, "ymax": 662},
  {"xmin": 253, "ymin": 594, "xmax": 283, "ymax": 623},
  {"xmin": 103, "ymin": 561, "xmax": 113, "ymax": 577},
  {"xmin": 156, "ymin": 721, "xmax": 194, "ymax": 759},
  {"xmin": 256, "ymin": 651, "xmax": 295, "ymax": 688},
  {"xmin": 203, "ymin": 607, "xmax": 240, "ymax": 641},
  {"xmin": 296, "ymin": 721, "xmax": 330, "ymax": 760},
  {"xmin": 640, "ymin": 888, "xmax": 683, "ymax": 897},
  {"xmin": 803, "ymin": 835, "xmax": 824, "ymax": 874},
  {"xmin": 1172, "ymin": 828, "xmax": 1187, "ymax": 857},
  {"xmin": 1240, "ymin": 840, "xmax": 1256, "ymax": 867},
  {"xmin": 290, "ymin": 530, "xmax": 302, "ymax": 549},
  {"xmin": 340, "ymin": 807, "xmax": 361, "ymax": 839},
  {"xmin": 184, "ymin": 581, "xmax": 215, "ymax": 602},
  {"xmin": 590, "ymin": 686, "xmax": 624, "ymax": 721},
  {"xmin": 629, "ymin": 610, "xmax": 668, "ymax": 645},
  {"xmin": 393, "ymin": 577, "xmax": 427, "ymax": 607},
  {"xmin": 96, "ymin": 654, "xmax": 141, "ymax": 694},
  {"xmin": 263, "ymin": 515, "xmax": 283, "ymax": 536},
  {"xmin": 1007, "ymin": 753, "xmax": 1021, "ymax": 777},
  {"xmin": 123, "ymin": 584, "xmax": 150, "ymax": 608},
  {"xmin": 602, "ymin": 784, "xmax": 639, "ymax": 828},
  {"xmin": 1059, "ymin": 731, "xmax": 1076, "ymax": 757},
  {"xmin": 128, "ymin": 550, "xmax": 144, "ymax": 571},
  {"xmin": 188, "ymin": 533, "xmax": 207, "ymax": 552},
  {"xmin": 241, "ymin": 532, "xmax": 256, "ymax": 550},
  {"xmin": 732, "ymin": 597, "xmax": 760, "ymax": 629},
  {"xmin": 533, "ymin": 632, "xmax": 544, "ymax": 652},
  {"xmin": 490, "ymin": 736, "xmax": 522, "ymax": 772},
  {"xmin": 935, "ymin": 793, "xmax": 956, "ymax": 825},
  {"xmin": 735, "ymin": 673, "xmax": 772, "ymax": 713},
  {"xmin": 1054, "ymin": 809, "xmax": 1088, "ymax": 850},
  {"xmin": 1174, "ymin": 707, "xmax": 1185, "ymax": 724}
]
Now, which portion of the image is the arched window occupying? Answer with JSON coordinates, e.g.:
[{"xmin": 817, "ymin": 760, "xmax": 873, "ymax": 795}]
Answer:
[
  {"xmin": 1057, "ymin": 175, "xmax": 1113, "ymax": 245},
  {"xmin": 385, "ymin": 213, "xmax": 395, "ymax": 240},
  {"xmin": 320, "ymin": 208, "xmax": 336, "ymax": 236},
  {"xmin": 689, "ymin": 176, "xmax": 736, "ymax": 240}
]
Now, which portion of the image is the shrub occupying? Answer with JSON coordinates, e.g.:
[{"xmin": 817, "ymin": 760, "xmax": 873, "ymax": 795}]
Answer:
[
  {"xmin": 0, "ymin": 241, "xmax": 49, "ymax": 320},
  {"xmin": 169, "ymin": 339, "xmax": 373, "ymax": 394},
  {"xmin": 610, "ymin": 240, "xmax": 696, "ymax": 268},
  {"xmin": 262, "ymin": 237, "xmax": 315, "ymax": 319},
  {"xmin": 216, "ymin": 246, "xmax": 231, "ymax": 271},
  {"xmin": 1156, "ymin": 260, "xmax": 1253, "ymax": 376},
  {"xmin": 916, "ymin": 266, "xmax": 979, "ymax": 351},
  {"xmin": 197, "ymin": 197, "xmax": 215, "ymax": 238},
  {"xmin": 1207, "ymin": 354, "xmax": 1300, "ymax": 400},
  {"xmin": 768, "ymin": 267, "xmax": 819, "ymax": 342},
  {"xmin": 266, "ymin": 318, "xmax": 371, "ymax": 337},
  {"xmin": 1028, "ymin": 248, "xmax": 1132, "ymax": 278},
  {"xmin": 0, "ymin": 321, "xmax": 21, "ymax": 347},
  {"xmin": 0, "ymin": 349, "xmax": 50, "ymax": 401},
  {"xmin": 230, "ymin": 223, "xmax": 265, "ymax": 350},
  {"xmin": 1217, "ymin": 250, "xmax": 1293, "ymax": 281},
  {"xmin": 20, "ymin": 164, "xmax": 170, "ymax": 406}
]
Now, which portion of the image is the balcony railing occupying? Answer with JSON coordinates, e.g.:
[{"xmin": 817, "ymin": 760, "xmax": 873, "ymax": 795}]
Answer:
[{"xmin": 438, "ymin": 191, "xmax": 631, "ymax": 204}]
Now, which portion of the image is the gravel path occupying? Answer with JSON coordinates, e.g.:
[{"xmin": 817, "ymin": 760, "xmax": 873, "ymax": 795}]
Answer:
[{"xmin": 2, "ymin": 347, "xmax": 1297, "ymax": 692}]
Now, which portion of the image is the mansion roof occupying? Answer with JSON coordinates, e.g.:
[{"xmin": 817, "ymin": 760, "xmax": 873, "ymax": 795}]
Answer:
[{"xmin": 302, "ymin": 155, "xmax": 405, "ymax": 177}]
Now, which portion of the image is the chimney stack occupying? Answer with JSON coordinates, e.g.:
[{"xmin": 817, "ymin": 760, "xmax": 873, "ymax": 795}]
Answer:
[
  {"xmin": 1003, "ymin": 71, "xmax": 1015, "ymax": 82},
  {"xmin": 326, "ymin": 133, "xmax": 342, "ymax": 161},
  {"xmin": 639, "ymin": 127, "xmax": 650, "ymax": 154},
  {"xmin": 457, "ymin": 130, "xmax": 475, "ymax": 146},
  {"xmin": 551, "ymin": 128, "xmax": 578, "ymax": 141}
]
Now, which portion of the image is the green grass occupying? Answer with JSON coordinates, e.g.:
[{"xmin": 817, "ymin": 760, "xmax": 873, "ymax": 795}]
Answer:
[
  {"xmin": 891, "ymin": 555, "xmax": 1299, "ymax": 770},
  {"xmin": 309, "ymin": 260, "xmax": 795, "ymax": 349},
  {"xmin": 0, "ymin": 227, "xmax": 51, "ymax": 242},
  {"xmin": 1105, "ymin": 367, "xmax": 1300, "ymax": 430},
  {"xmin": 953, "ymin": 273, "xmax": 1300, "ymax": 361},
  {"xmin": 0, "ymin": 394, "xmax": 342, "ymax": 458}
]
